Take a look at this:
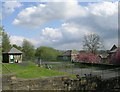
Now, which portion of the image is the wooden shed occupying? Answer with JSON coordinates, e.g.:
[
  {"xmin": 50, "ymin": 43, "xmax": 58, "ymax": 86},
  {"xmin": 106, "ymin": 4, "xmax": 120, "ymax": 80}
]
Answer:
[{"xmin": 2, "ymin": 47, "xmax": 22, "ymax": 63}]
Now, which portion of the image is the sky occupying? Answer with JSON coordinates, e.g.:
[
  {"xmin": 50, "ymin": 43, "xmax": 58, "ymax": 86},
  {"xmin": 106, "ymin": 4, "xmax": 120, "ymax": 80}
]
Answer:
[{"xmin": 1, "ymin": 0, "xmax": 119, "ymax": 50}]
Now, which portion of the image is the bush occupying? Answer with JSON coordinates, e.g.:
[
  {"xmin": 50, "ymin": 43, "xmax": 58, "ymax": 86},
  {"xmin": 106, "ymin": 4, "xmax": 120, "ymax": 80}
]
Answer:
[{"xmin": 76, "ymin": 52, "xmax": 100, "ymax": 63}]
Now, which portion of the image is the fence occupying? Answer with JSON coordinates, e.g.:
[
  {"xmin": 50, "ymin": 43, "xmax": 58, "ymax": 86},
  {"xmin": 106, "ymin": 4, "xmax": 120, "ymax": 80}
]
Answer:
[
  {"xmin": 1, "ymin": 62, "xmax": 120, "ymax": 91},
  {"xmin": 42, "ymin": 61, "xmax": 120, "ymax": 79}
]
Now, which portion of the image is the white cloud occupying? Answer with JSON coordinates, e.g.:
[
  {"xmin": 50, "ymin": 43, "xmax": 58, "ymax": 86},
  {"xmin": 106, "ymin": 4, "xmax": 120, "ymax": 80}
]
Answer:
[
  {"xmin": 2, "ymin": 1, "xmax": 22, "ymax": 16},
  {"xmin": 38, "ymin": 22, "xmax": 93, "ymax": 49},
  {"xmin": 104, "ymin": 38, "xmax": 118, "ymax": 50},
  {"xmin": 56, "ymin": 42, "xmax": 83, "ymax": 50},
  {"xmin": 42, "ymin": 27, "xmax": 62, "ymax": 42},
  {"xmin": 66, "ymin": 2, "xmax": 118, "ymax": 50},
  {"xmin": 87, "ymin": 2, "xmax": 118, "ymax": 16},
  {"xmin": 13, "ymin": 1, "xmax": 87, "ymax": 28},
  {"xmin": 0, "ymin": 11, "xmax": 1, "ymax": 24},
  {"xmin": 61, "ymin": 23, "xmax": 91, "ymax": 39},
  {"xmin": 0, "ymin": 14, "xmax": 1, "ymax": 21},
  {"xmin": 12, "ymin": 1, "xmax": 118, "ymax": 50},
  {"xmin": 87, "ymin": 1, "xmax": 118, "ymax": 30},
  {"xmin": 10, "ymin": 36, "xmax": 39, "ymax": 46},
  {"xmin": 13, "ymin": 1, "xmax": 118, "ymax": 29}
]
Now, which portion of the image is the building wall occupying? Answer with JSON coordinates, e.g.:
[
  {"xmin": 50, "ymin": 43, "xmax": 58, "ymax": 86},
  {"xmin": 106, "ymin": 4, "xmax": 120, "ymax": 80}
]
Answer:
[
  {"xmin": 57, "ymin": 56, "xmax": 71, "ymax": 61},
  {"xmin": 13, "ymin": 55, "xmax": 22, "ymax": 63},
  {"xmin": 2, "ymin": 54, "xmax": 9, "ymax": 63},
  {"xmin": 2, "ymin": 53, "xmax": 22, "ymax": 63}
]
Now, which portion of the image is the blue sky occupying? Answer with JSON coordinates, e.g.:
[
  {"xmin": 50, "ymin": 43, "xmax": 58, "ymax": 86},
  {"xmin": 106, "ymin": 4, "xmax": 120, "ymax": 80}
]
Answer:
[{"xmin": 1, "ymin": 0, "xmax": 118, "ymax": 50}]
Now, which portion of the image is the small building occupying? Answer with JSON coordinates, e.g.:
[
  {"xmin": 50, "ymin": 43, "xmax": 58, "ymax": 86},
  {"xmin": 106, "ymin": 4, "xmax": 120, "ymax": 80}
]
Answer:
[
  {"xmin": 99, "ymin": 54, "xmax": 109, "ymax": 64},
  {"xmin": 2, "ymin": 47, "xmax": 22, "ymax": 63},
  {"xmin": 58, "ymin": 50, "xmax": 78, "ymax": 61},
  {"xmin": 108, "ymin": 44, "xmax": 117, "ymax": 59},
  {"xmin": 108, "ymin": 45, "xmax": 120, "ymax": 64}
]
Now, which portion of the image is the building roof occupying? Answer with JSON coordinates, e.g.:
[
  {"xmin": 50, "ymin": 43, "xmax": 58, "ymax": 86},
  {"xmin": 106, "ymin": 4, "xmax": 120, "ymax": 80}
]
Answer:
[
  {"xmin": 110, "ymin": 45, "xmax": 117, "ymax": 51},
  {"xmin": 61, "ymin": 50, "xmax": 78, "ymax": 56},
  {"xmin": 8, "ymin": 47, "xmax": 22, "ymax": 54},
  {"xmin": 63, "ymin": 50, "xmax": 72, "ymax": 56},
  {"xmin": 99, "ymin": 54, "xmax": 109, "ymax": 59},
  {"xmin": 109, "ymin": 45, "xmax": 118, "ymax": 53}
]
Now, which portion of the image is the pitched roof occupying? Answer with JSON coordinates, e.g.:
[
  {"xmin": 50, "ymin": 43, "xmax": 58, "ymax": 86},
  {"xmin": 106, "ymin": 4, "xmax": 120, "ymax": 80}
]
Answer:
[
  {"xmin": 108, "ymin": 45, "xmax": 118, "ymax": 54},
  {"xmin": 8, "ymin": 47, "xmax": 22, "ymax": 54},
  {"xmin": 110, "ymin": 45, "xmax": 117, "ymax": 51},
  {"xmin": 99, "ymin": 54, "xmax": 108, "ymax": 58},
  {"xmin": 63, "ymin": 50, "xmax": 72, "ymax": 56},
  {"xmin": 62, "ymin": 50, "xmax": 78, "ymax": 56}
]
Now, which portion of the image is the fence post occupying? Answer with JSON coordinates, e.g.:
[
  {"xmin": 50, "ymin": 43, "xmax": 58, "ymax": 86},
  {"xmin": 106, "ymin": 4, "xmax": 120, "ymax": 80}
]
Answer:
[
  {"xmin": 72, "ymin": 64, "xmax": 73, "ymax": 74},
  {"xmin": 81, "ymin": 68, "xmax": 82, "ymax": 76},
  {"xmin": 102, "ymin": 69, "xmax": 104, "ymax": 78}
]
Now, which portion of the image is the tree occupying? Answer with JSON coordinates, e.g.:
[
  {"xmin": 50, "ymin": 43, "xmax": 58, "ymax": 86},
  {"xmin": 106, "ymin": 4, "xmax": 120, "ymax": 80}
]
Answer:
[
  {"xmin": 0, "ymin": 26, "xmax": 2, "ymax": 47},
  {"xmin": 12, "ymin": 44, "xmax": 22, "ymax": 51},
  {"xmin": 0, "ymin": 26, "xmax": 2, "ymax": 36},
  {"xmin": 76, "ymin": 52, "xmax": 100, "ymax": 63},
  {"xmin": 35, "ymin": 46, "xmax": 61, "ymax": 61},
  {"xmin": 0, "ymin": 26, "xmax": 2, "ymax": 52},
  {"xmin": 22, "ymin": 39, "xmax": 35, "ymax": 60},
  {"xmin": 83, "ymin": 33, "xmax": 102, "ymax": 54},
  {"xmin": 2, "ymin": 28, "xmax": 11, "ymax": 52}
]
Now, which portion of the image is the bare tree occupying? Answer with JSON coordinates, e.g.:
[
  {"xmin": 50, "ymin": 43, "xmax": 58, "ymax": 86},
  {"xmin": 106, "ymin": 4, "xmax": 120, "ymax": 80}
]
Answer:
[{"xmin": 83, "ymin": 33, "xmax": 102, "ymax": 54}]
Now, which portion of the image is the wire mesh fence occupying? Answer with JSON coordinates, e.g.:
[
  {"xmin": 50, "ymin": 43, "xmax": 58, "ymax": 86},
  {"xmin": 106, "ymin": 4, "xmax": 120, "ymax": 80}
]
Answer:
[{"xmin": 41, "ymin": 61, "xmax": 120, "ymax": 79}]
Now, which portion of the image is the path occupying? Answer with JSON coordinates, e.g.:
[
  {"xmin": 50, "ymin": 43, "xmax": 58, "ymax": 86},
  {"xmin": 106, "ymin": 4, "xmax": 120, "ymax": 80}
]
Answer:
[
  {"xmin": 42, "ymin": 61, "xmax": 120, "ymax": 79},
  {"xmin": 60, "ymin": 67, "xmax": 120, "ymax": 79}
]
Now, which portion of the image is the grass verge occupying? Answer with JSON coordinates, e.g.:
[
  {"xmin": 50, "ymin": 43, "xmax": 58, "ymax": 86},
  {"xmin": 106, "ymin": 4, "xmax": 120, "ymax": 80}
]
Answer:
[{"xmin": 2, "ymin": 62, "xmax": 75, "ymax": 78}]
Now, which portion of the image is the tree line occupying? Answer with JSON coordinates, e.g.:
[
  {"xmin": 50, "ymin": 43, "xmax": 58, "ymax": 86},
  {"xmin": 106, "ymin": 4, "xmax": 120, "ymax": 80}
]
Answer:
[
  {"xmin": 1, "ymin": 27, "xmax": 61, "ymax": 61},
  {"xmin": 1, "ymin": 27, "xmax": 104, "ymax": 62},
  {"xmin": 2, "ymin": 26, "xmax": 119, "ymax": 64}
]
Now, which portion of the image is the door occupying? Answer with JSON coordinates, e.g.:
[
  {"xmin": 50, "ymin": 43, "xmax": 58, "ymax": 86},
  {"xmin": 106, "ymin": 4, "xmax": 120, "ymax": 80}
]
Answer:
[{"xmin": 10, "ymin": 55, "xmax": 14, "ymax": 63}]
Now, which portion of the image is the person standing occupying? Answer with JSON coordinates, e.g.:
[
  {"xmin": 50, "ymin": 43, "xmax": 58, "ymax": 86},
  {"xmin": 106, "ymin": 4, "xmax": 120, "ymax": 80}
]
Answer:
[{"xmin": 38, "ymin": 57, "xmax": 41, "ymax": 67}]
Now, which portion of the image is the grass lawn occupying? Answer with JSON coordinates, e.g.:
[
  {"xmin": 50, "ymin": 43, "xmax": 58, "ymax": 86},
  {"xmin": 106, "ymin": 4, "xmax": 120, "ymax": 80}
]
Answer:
[{"xmin": 2, "ymin": 62, "xmax": 75, "ymax": 78}]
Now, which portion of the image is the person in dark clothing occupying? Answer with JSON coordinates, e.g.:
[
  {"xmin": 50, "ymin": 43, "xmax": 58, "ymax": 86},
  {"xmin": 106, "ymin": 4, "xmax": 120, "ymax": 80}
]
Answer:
[{"xmin": 37, "ymin": 57, "xmax": 41, "ymax": 67}]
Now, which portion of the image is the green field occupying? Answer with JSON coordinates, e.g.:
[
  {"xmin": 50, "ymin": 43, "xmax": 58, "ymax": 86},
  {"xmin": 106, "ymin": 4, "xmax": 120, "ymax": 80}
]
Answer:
[{"xmin": 2, "ymin": 62, "xmax": 75, "ymax": 78}]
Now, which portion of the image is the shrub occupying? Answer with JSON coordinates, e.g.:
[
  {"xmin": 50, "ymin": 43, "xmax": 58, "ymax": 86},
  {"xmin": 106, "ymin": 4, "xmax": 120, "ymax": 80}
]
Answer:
[{"xmin": 76, "ymin": 53, "xmax": 100, "ymax": 63}]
